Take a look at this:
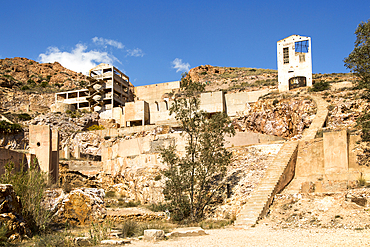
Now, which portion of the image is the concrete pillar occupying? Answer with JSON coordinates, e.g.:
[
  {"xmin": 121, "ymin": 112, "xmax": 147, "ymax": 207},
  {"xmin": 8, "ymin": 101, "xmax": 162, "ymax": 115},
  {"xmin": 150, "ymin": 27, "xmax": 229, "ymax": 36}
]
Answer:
[
  {"xmin": 64, "ymin": 146, "xmax": 70, "ymax": 159},
  {"xmin": 51, "ymin": 129, "xmax": 59, "ymax": 183},
  {"xmin": 323, "ymin": 130, "xmax": 348, "ymax": 174},
  {"xmin": 29, "ymin": 125, "xmax": 52, "ymax": 178},
  {"xmin": 74, "ymin": 145, "xmax": 80, "ymax": 159}
]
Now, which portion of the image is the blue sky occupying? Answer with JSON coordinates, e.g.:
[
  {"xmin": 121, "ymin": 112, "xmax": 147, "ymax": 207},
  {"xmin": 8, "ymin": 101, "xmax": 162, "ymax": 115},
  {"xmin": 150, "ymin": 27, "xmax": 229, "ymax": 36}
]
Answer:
[{"xmin": 0, "ymin": 1, "xmax": 369, "ymax": 86}]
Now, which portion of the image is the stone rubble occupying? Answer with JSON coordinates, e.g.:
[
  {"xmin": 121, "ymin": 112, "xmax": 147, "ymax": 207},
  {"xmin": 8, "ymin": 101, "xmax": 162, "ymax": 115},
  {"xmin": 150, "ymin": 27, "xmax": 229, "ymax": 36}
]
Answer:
[{"xmin": 261, "ymin": 188, "xmax": 370, "ymax": 229}]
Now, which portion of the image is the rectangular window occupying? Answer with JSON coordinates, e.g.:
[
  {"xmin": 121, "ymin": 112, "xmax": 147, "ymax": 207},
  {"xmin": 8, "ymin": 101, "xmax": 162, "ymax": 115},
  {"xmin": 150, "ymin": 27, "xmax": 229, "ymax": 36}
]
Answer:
[
  {"xmin": 299, "ymin": 53, "xmax": 305, "ymax": 62},
  {"xmin": 295, "ymin": 40, "xmax": 309, "ymax": 53},
  {"xmin": 283, "ymin": 47, "xmax": 289, "ymax": 64}
]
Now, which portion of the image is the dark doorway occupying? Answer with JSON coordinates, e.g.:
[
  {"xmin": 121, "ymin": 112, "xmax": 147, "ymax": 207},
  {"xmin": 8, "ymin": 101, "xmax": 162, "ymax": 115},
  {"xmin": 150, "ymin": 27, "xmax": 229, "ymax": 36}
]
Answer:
[{"xmin": 289, "ymin": 76, "xmax": 307, "ymax": 90}]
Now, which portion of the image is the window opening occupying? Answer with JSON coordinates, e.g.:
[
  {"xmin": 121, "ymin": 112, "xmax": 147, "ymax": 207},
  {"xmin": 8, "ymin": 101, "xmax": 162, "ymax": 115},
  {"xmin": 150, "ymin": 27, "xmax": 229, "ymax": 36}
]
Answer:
[
  {"xmin": 295, "ymin": 40, "xmax": 309, "ymax": 53},
  {"xmin": 283, "ymin": 47, "xmax": 289, "ymax": 64}
]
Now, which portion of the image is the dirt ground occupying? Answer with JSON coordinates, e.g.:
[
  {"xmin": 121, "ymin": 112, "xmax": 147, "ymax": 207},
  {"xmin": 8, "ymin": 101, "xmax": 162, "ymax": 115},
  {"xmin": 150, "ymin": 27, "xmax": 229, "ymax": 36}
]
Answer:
[{"xmin": 129, "ymin": 224, "xmax": 370, "ymax": 247}]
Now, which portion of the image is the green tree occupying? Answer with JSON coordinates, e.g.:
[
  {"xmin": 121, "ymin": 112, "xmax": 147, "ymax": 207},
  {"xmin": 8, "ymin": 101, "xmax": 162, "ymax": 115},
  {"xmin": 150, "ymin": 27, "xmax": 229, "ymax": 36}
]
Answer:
[
  {"xmin": 160, "ymin": 74, "xmax": 235, "ymax": 221},
  {"xmin": 344, "ymin": 19, "xmax": 370, "ymax": 88}
]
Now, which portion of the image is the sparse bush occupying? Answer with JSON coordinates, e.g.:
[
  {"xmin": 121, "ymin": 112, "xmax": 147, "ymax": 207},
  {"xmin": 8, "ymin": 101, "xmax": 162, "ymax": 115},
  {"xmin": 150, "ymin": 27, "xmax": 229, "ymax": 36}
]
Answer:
[
  {"xmin": 17, "ymin": 113, "xmax": 32, "ymax": 121},
  {"xmin": 40, "ymin": 81, "xmax": 48, "ymax": 88},
  {"xmin": 0, "ymin": 161, "xmax": 51, "ymax": 234},
  {"xmin": 146, "ymin": 202, "xmax": 168, "ymax": 212},
  {"xmin": 358, "ymin": 173, "xmax": 367, "ymax": 187},
  {"xmin": 310, "ymin": 81, "xmax": 330, "ymax": 92},
  {"xmin": 118, "ymin": 200, "xmax": 140, "ymax": 208},
  {"xmin": 89, "ymin": 221, "xmax": 112, "ymax": 245},
  {"xmin": 87, "ymin": 125, "xmax": 105, "ymax": 131},
  {"xmin": 154, "ymin": 174, "xmax": 161, "ymax": 181},
  {"xmin": 34, "ymin": 231, "xmax": 75, "ymax": 247},
  {"xmin": 21, "ymin": 85, "xmax": 30, "ymax": 91},
  {"xmin": 105, "ymin": 191, "xmax": 116, "ymax": 198},
  {"xmin": 121, "ymin": 220, "xmax": 138, "ymax": 238},
  {"xmin": 0, "ymin": 121, "xmax": 22, "ymax": 133},
  {"xmin": 198, "ymin": 219, "xmax": 235, "ymax": 229}
]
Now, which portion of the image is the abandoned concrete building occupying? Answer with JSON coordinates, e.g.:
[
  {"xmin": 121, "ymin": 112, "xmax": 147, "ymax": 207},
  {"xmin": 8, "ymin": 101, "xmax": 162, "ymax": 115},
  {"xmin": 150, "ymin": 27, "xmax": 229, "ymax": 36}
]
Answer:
[
  {"xmin": 54, "ymin": 64, "xmax": 135, "ymax": 118},
  {"xmin": 52, "ymin": 64, "xmax": 271, "ymax": 127},
  {"xmin": 277, "ymin": 35, "xmax": 312, "ymax": 92}
]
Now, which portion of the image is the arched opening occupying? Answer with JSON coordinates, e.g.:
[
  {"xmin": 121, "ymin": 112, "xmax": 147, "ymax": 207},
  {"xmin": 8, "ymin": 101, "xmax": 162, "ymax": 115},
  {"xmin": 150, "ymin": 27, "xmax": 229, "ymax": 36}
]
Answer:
[{"xmin": 289, "ymin": 76, "xmax": 307, "ymax": 90}]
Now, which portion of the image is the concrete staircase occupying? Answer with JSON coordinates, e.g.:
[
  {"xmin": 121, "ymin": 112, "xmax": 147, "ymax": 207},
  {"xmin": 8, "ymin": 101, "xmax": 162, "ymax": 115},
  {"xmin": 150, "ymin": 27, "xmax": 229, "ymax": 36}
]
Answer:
[
  {"xmin": 234, "ymin": 141, "xmax": 298, "ymax": 227},
  {"xmin": 234, "ymin": 94, "xmax": 328, "ymax": 227}
]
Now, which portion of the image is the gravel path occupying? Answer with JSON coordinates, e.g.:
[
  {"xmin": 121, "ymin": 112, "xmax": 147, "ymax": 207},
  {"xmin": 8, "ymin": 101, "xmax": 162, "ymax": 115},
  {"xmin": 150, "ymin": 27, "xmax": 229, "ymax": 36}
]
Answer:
[{"xmin": 129, "ymin": 225, "xmax": 370, "ymax": 247}]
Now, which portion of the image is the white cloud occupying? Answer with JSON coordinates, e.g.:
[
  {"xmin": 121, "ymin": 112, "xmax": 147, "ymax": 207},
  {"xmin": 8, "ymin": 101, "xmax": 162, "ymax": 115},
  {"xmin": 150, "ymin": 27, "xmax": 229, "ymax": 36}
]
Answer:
[
  {"xmin": 92, "ymin": 37, "xmax": 124, "ymax": 49},
  {"xmin": 127, "ymin": 48, "xmax": 144, "ymax": 57},
  {"xmin": 172, "ymin": 58, "xmax": 190, "ymax": 73},
  {"xmin": 38, "ymin": 44, "xmax": 118, "ymax": 73}
]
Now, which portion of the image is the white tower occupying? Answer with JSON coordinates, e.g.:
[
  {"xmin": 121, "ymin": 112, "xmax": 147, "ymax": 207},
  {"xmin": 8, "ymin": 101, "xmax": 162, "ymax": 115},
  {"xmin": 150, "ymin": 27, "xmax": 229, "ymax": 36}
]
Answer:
[{"xmin": 277, "ymin": 35, "xmax": 312, "ymax": 92}]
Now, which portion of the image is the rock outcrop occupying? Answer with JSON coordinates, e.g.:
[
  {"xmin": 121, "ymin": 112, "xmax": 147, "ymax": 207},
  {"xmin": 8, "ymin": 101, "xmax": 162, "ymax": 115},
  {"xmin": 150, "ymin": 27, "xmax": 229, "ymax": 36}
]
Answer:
[
  {"xmin": 46, "ymin": 188, "xmax": 106, "ymax": 225},
  {"xmin": 0, "ymin": 184, "xmax": 30, "ymax": 241},
  {"xmin": 233, "ymin": 96, "xmax": 316, "ymax": 139}
]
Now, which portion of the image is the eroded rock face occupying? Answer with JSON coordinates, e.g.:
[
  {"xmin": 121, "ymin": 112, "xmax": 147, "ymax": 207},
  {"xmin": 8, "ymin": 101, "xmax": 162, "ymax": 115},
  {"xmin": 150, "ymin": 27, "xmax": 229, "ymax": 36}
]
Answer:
[
  {"xmin": 0, "ymin": 184, "xmax": 31, "ymax": 241},
  {"xmin": 47, "ymin": 188, "xmax": 106, "ymax": 225},
  {"xmin": 233, "ymin": 96, "xmax": 316, "ymax": 140}
]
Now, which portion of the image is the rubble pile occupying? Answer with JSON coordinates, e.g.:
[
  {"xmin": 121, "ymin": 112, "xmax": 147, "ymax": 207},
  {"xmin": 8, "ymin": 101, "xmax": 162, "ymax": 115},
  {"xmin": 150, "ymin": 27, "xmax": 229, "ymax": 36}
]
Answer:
[
  {"xmin": 324, "ymin": 90, "xmax": 368, "ymax": 131},
  {"xmin": 233, "ymin": 96, "xmax": 316, "ymax": 139},
  {"xmin": 262, "ymin": 188, "xmax": 370, "ymax": 229}
]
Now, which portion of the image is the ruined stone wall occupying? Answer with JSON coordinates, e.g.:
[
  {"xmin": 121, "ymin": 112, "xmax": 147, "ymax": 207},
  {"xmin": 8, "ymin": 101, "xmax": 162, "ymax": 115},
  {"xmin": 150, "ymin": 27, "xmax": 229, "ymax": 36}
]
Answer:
[{"xmin": 0, "ymin": 148, "xmax": 36, "ymax": 174}]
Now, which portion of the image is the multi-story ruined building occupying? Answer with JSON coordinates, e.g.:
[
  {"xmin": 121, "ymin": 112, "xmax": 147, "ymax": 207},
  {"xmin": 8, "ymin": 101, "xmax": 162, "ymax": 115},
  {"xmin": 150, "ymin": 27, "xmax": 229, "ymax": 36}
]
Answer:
[
  {"xmin": 277, "ymin": 35, "xmax": 312, "ymax": 92},
  {"xmin": 54, "ymin": 63, "xmax": 134, "ymax": 118}
]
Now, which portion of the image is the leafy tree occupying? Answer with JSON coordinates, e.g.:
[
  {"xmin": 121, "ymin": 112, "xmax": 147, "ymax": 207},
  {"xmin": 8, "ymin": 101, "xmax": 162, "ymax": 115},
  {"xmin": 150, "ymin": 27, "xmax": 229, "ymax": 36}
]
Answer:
[
  {"xmin": 160, "ymin": 74, "xmax": 235, "ymax": 221},
  {"xmin": 349, "ymin": 20, "xmax": 370, "ymax": 166},
  {"xmin": 344, "ymin": 19, "xmax": 370, "ymax": 88}
]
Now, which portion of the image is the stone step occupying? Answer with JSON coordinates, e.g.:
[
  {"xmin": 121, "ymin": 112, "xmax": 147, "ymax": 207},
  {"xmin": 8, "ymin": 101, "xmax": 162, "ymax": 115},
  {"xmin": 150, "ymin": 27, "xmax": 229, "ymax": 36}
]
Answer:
[{"xmin": 235, "ymin": 140, "xmax": 299, "ymax": 228}]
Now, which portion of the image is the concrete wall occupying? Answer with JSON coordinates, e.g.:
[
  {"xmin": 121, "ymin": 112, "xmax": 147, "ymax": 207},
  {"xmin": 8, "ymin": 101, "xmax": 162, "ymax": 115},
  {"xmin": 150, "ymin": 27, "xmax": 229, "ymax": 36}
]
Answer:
[
  {"xmin": 148, "ymin": 101, "xmax": 177, "ymax": 125},
  {"xmin": 200, "ymin": 91, "xmax": 225, "ymax": 113},
  {"xmin": 135, "ymin": 81, "xmax": 180, "ymax": 103},
  {"xmin": 0, "ymin": 148, "xmax": 36, "ymax": 174},
  {"xmin": 225, "ymin": 90, "xmax": 270, "ymax": 117},
  {"xmin": 102, "ymin": 131, "xmax": 285, "ymax": 174},
  {"xmin": 124, "ymin": 101, "xmax": 149, "ymax": 126},
  {"xmin": 288, "ymin": 130, "xmax": 367, "ymax": 193},
  {"xmin": 277, "ymin": 35, "xmax": 312, "ymax": 92}
]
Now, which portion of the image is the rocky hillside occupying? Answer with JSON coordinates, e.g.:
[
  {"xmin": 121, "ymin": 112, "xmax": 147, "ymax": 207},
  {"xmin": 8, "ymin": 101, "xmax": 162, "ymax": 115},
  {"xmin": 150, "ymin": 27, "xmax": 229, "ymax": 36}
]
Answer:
[
  {"xmin": 0, "ymin": 57, "xmax": 88, "ymax": 90},
  {"xmin": 188, "ymin": 65, "xmax": 278, "ymax": 92},
  {"xmin": 0, "ymin": 57, "xmax": 89, "ymax": 114}
]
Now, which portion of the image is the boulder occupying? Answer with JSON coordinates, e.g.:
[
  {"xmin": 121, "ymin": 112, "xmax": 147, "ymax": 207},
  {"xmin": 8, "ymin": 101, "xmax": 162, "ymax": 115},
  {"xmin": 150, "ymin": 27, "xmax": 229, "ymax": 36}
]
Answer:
[
  {"xmin": 166, "ymin": 227, "xmax": 207, "ymax": 238},
  {"xmin": 143, "ymin": 229, "xmax": 165, "ymax": 241},
  {"xmin": 50, "ymin": 188, "xmax": 106, "ymax": 225}
]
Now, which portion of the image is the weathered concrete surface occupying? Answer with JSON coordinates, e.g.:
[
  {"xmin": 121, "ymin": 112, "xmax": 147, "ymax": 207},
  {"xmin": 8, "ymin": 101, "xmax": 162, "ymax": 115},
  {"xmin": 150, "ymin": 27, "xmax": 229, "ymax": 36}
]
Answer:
[
  {"xmin": 0, "ymin": 148, "xmax": 35, "ymax": 174},
  {"xmin": 323, "ymin": 130, "xmax": 348, "ymax": 174},
  {"xmin": 29, "ymin": 125, "xmax": 59, "ymax": 182},
  {"xmin": 135, "ymin": 81, "xmax": 180, "ymax": 103},
  {"xmin": 225, "ymin": 90, "xmax": 270, "ymax": 117},
  {"xmin": 124, "ymin": 101, "xmax": 149, "ymax": 126},
  {"xmin": 200, "ymin": 91, "xmax": 225, "ymax": 113},
  {"xmin": 29, "ymin": 125, "xmax": 52, "ymax": 172}
]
